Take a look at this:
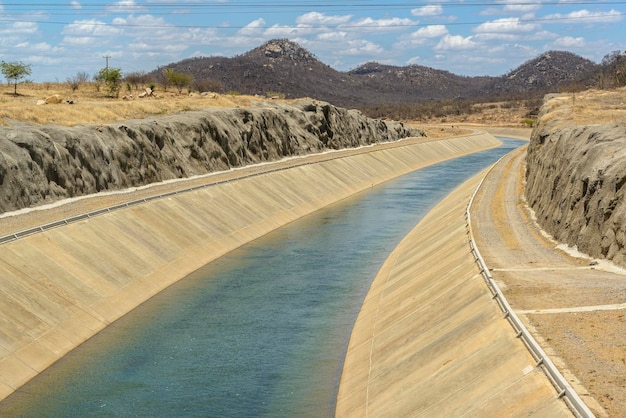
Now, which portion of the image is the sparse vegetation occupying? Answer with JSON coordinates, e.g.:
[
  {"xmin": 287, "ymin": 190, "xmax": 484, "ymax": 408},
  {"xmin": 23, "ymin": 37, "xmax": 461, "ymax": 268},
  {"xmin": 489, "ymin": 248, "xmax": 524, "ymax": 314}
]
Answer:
[{"xmin": 0, "ymin": 82, "xmax": 258, "ymax": 126}]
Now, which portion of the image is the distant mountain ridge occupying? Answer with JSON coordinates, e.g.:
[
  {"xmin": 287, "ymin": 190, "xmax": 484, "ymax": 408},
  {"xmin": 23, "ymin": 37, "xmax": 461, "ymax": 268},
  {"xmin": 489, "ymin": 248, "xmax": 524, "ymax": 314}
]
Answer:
[{"xmin": 152, "ymin": 39, "xmax": 600, "ymax": 108}]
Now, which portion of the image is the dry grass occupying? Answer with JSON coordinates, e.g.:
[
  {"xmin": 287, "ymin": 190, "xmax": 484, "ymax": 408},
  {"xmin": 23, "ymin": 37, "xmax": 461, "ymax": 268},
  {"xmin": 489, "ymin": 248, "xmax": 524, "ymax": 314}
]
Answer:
[
  {"xmin": 10, "ymin": 81, "xmax": 622, "ymax": 131},
  {"xmin": 540, "ymin": 86, "xmax": 626, "ymax": 127},
  {"xmin": 0, "ymin": 82, "xmax": 469, "ymax": 138},
  {"xmin": 0, "ymin": 82, "xmax": 263, "ymax": 126}
]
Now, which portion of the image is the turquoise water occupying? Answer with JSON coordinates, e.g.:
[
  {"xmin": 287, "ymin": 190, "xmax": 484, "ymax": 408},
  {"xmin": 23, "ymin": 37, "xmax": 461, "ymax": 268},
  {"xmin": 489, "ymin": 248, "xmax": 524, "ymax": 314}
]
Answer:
[{"xmin": 0, "ymin": 138, "xmax": 526, "ymax": 417}]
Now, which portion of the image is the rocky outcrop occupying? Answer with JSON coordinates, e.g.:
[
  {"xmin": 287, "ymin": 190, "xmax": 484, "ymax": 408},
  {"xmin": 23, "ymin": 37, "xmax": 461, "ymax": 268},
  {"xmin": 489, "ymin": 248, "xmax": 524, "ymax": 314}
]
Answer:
[
  {"xmin": 525, "ymin": 98, "xmax": 626, "ymax": 267},
  {"xmin": 0, "ymin": 100, "xmax": 419, "ymax": 214}
]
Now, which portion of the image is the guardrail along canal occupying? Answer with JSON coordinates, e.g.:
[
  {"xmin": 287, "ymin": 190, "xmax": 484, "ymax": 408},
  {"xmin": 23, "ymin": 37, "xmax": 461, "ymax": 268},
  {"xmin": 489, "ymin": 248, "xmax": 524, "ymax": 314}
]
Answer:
[{"xmin": 0, "ymin": 138, "xmax": 526, "ymax": 417}]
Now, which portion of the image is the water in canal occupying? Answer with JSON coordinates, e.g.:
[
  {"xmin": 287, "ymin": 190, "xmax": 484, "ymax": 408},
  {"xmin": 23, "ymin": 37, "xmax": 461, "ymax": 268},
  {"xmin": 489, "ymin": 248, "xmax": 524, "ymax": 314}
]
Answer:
[{"xmin": 0, "ymin": 138, "xmax": 526, "ymax": 417}]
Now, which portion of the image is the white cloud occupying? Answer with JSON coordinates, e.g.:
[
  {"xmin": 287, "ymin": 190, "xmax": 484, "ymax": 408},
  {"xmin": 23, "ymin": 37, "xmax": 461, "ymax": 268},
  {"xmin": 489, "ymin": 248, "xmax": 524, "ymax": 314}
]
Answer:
[
  {"xmin": 480, "ymin": 0, "xmax": 541, "ymax": 16},
  {"xmin": 264, "ymin": 24, "xmax": 311, "ymax": 38},
  {"xmin": 112, "ymin": 14, "xmax": 170, "ymax": 28},
  {"xmin": 62, "ymin": 19, "xmax": 123, "ymax": 37},
  {"xmin": 411, "ymin": 5, "xmax": 443, "ymax": 17},
  {"xmin": 61, "ymin": 36, "xmax": 96, "ymax": 46},
  {"xmin": 435, "ymin": 34, "xmax": 477, "ymax": 51},
  {"xmin": 474, "ymin": 18, "xmax": 538, "ymax": 35},
  {"xmin": 127, "ymin": 42, "xmax": 152, "ymax": 51},
  {"xmin": 296, "ymin": 12, "xmax": 352, "ymax": 26},
  {"xmin": 400, "ymin": 25, "xmax": 449, "ymax": 47},
  {"xmin": 15, "ymin": 42, "xmax": 63, "ymax": 54},
  {"xmin": 349, "ymin": 17, "xmax": 415, "ymax": 32},
  {"xmin": 545, "ymin": 9, "xmax": 623, "ymax": 24},
  {"xmin": 4, "ymin": 21, "xmax": 39, "ymax": 35},
  {"xmin": 501, "ymin": 0, "xmax": 541, "ymax": 14},
  {"xmin": 106, "ymin": 0, "xmax": 147, "ymax": 13},
  {"xmin": 414, "ymin": 25, "xmax": 448, "ymax": 38},
  {"xmin": 237, "ymin": 18, "xmax": 266, "ymax": 37},
  {"xmin": 317, "ymin": 31, "xmax": 348, "ymax": 42},
  {"xmin": 70, "ymin": 1, "xmax": 81, "ymax": 9},
  {"xmin": 340, "ymin": 40, "xmax": 384, "ymax": 56},
  {"xmin": 551, "ymin": 36, "xmax": 585, "ymax": 48},
  {"xmin": 406, "ymin": 56, "xmax": 421, "ymax": 65}
]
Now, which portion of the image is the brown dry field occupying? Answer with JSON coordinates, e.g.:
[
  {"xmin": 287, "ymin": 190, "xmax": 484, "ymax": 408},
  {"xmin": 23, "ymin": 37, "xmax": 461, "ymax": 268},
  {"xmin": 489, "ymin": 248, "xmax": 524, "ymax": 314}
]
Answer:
[
  {"xmin": 540, "ymin": 86, "xmax": 626, "ymax": 127},
  {"xmin": 1, "ymin": 82, "xmax": 529, "ymax": 135},
  {"xmin": 3, "ymin": 82, "xmax": 624, "ymax": 129},
  {"xmin": 0, "ymin": 82, "xmax": 262, "ymax": 126}
]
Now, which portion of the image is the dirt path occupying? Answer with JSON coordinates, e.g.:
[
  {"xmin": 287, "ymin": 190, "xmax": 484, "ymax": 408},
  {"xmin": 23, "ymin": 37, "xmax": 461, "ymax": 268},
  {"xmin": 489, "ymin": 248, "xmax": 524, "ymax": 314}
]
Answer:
[{"xmin": 471, "ymin": 146, "xmax": 626, "ymax": 417}]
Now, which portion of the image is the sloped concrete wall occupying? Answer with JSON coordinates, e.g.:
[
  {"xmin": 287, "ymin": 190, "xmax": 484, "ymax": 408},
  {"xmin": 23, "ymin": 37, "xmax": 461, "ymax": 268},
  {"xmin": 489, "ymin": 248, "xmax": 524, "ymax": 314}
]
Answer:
[
  {"xmin": 335, "ymin": 167, "xmax": 571, "ymax": 417},
  {"xmin": 0, "ymin": 133, "xmax": 499, "ymax": 401}
]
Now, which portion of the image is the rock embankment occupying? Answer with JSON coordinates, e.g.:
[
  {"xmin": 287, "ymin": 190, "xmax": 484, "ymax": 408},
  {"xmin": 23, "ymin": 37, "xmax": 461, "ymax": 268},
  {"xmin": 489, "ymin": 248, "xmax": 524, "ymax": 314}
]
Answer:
[
  {"xmin": 525, "ymin": 92, "xmax": 626, "ymax": 267},
  {"xmin": 0, "ymin": 100, "xmax": 418, "ymax": 213}
]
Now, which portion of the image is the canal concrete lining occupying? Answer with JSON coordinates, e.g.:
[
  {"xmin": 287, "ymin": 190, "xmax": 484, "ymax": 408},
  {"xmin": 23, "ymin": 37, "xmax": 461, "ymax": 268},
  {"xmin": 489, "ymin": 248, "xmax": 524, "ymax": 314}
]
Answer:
[
  {"xmin": 0, "ymin": 133, "xmax": 499, "ymax": 402},
  {"xmin": 335, "ymin": 144, "xmax": 574, "ymax": 415}
]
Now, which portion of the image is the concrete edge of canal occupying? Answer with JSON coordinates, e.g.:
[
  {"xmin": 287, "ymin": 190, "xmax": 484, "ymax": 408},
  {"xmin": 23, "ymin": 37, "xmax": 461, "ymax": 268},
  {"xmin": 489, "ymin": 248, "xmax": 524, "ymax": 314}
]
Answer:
[
  {"xmin": 0, "ymin": 132, "xmax": 500, "ymax": 403},
  {"xmin": 335, "ymin": 127, "xmax": 576, "ymax": 417}
]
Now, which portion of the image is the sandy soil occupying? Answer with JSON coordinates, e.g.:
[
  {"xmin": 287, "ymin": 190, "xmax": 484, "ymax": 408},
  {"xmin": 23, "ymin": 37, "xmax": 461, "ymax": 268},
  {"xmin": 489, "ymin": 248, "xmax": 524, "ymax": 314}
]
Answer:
[{"xmin": 471, "ymin": 146, "xmax": 626, "ymax": 417}]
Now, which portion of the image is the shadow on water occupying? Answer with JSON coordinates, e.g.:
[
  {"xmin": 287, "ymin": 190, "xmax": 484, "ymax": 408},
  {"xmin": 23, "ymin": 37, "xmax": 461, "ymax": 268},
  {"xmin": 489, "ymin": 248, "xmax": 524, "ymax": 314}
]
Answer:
[{"xmin": 0, "ymin": 138, "xmax": 526, "ymax": 417}]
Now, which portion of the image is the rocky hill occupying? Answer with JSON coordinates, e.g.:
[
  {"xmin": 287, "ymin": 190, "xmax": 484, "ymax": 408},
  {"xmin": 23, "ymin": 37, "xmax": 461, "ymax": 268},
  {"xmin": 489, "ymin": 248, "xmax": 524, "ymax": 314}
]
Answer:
[
  {"xmin": 0, "ymin": 100, "xmax": 419, "ymax": 214},
  {"xmin": 153, "ymin": 39, "xmax": 602, "ymax": 108},
  {"xmin": 525, "ymin": 89, "xmax": 626, "ymax": 267},
  {"xmin": 490, "ymin": 51, "xmax": 598, "ymax": 97}
]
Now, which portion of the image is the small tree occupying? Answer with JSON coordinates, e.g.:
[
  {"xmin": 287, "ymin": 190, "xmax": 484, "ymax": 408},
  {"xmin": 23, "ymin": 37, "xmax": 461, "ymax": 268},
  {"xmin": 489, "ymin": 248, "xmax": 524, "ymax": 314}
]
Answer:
[
  {"xmin": 1, "ymin": 61, "xmax": 32, "ymax": 95},
  {"xmin": 163, "ymin": 68, "xmax": 193, "ymax": 94},
  {"xmin": 97, "ymin": 67, "xmax": 123, "ymax": 97},
  {"xmin": 67, "ymin": 71, "xmax": 90, "ymax": 92}
]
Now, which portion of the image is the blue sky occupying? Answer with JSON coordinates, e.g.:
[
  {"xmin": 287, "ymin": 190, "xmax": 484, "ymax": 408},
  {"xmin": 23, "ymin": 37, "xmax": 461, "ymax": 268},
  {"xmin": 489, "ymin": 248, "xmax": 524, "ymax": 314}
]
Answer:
[{"xmin": 1, "ymin": 1, "xmax": 624, "ymax": 82}]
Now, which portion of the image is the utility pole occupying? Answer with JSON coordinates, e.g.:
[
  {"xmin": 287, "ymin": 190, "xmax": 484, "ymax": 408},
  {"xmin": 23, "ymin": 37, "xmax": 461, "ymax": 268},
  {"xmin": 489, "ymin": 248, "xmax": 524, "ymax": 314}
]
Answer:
[{"xmin": 103, "ymin": 55, "xmax": 111, "ymax": 70}]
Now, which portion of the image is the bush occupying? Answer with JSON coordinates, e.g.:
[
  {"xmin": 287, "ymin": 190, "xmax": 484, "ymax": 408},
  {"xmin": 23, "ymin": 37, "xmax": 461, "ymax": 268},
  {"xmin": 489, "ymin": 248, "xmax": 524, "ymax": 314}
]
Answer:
[
  {"xmin": 96, "ymin": 67, "xmax": 123, "ymax": 98},
  {"xmin": 193, "ymin": 78, "xmax": 224, "ymax": 93},
  {"xmin": 163, "ymin": 68, "xmax": 193, "ymax": 94},
  {"xmin": 67, "ymin": 71, "xmax": 90, "ymax": 92}
]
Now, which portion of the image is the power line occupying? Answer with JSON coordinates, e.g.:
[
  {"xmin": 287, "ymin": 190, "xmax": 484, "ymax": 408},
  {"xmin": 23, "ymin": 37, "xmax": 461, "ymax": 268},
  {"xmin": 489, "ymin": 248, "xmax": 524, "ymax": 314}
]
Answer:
[
  {"xmin": 1, "ymin": 1, "xmax": 626, "ymax": 11},
  {"xmin": 0, "ymin": 11, "xmax": 623, "ymax": 31}
]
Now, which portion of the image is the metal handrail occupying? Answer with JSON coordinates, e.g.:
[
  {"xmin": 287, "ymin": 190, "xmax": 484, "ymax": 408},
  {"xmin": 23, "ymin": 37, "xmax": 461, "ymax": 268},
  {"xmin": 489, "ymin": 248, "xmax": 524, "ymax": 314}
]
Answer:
[{"xmin": 465, "ymin": 162, "xmax": 595, "ymax": 418}]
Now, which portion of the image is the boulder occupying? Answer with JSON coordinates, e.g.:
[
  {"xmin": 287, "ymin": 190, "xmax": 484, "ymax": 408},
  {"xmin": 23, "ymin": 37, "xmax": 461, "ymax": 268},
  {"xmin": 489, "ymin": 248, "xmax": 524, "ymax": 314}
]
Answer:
[{"xmin": 44, "ymin": 95, "xmax": 63, "ymax": 104}]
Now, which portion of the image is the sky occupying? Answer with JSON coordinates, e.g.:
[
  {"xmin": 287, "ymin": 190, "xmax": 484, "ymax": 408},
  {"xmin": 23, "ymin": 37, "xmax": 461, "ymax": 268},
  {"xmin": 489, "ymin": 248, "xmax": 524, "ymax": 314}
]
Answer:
[{"xmin": 0, "ymin": 1, "xmax": 625, "ymax": 82}]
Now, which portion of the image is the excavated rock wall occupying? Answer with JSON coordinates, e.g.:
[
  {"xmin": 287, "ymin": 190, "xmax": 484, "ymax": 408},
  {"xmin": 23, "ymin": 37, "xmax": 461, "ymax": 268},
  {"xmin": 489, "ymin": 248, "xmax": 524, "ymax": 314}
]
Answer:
[
  {"xmin": 525, "ymin": 100, "xmax": 626, "ymax": 267},
  {"xmin": 0, "ymin": 100, "xmax": 418, "ymax": 214}
]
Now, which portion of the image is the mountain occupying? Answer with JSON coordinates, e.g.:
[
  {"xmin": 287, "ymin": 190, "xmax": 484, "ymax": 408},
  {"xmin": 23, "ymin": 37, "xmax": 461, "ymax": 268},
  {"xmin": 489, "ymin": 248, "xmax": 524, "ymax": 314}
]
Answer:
[
  {"xmin": 488, "ymin": 51, "xmax": 598, "ymax": 98},
  {"xmin": 151, "ymin": 39, "xmax": 603, "ymax": 108},
  {"xmin": 153, "ymin": 39, "xmax": 368, "ymax": 107}
]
